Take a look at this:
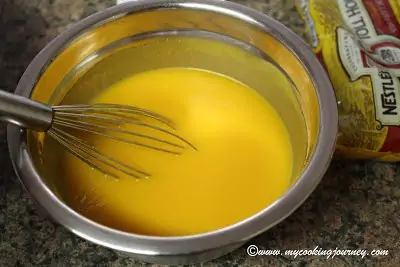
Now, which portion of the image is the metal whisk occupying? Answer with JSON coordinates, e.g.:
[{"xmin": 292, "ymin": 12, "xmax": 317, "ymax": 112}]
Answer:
[{"xmin": 0, "ymin": 90, "xmax": 196, "ymax": 179}]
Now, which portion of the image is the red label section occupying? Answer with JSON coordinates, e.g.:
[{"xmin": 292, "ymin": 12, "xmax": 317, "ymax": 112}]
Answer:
[
  {"xmin": 362, "ymin": 0, "xmax": 400, "ymax": 38},
  {"xmin": 379, "ymin": 127, "xmax": 400, "ymax": 152}
]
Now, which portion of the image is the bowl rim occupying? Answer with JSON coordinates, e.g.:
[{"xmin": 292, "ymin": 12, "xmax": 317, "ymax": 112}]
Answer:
[{"xmin": 7, "ymin": 0, "xmax": 338, "ymax": 256}]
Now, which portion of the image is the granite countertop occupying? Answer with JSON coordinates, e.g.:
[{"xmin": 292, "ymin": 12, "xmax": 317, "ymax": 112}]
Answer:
[{"xmin": 0, "ymin": 0, "xmax": 399, "ymax": 266}]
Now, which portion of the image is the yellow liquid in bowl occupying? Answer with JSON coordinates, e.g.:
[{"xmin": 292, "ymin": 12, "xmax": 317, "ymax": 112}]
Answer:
[{"xmin": 59, "ymin": 67, "xmax": 293, "ymax": 236}]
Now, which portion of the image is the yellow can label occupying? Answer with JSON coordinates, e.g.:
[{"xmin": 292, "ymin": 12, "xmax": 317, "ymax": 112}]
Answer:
[{"xmin": 296, "ymin": 0, "xmax": 400, "ymax": 161}]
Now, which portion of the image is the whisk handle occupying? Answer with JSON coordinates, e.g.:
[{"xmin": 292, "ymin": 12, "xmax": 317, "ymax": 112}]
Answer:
[{"xmin": 0, "ymin": 90, "xmax": 53, "ymax": 132}]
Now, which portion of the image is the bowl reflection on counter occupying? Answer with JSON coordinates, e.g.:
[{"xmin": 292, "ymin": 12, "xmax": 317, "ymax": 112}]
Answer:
[{"xmin": 7, "ymin": 0, "xmax": 338, "ymax": 265}]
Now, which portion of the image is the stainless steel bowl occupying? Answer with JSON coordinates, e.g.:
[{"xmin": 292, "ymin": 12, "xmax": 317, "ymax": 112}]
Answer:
[{"xmin": 7, "ymin": 0, "xmax": 338, "ymax": 264}]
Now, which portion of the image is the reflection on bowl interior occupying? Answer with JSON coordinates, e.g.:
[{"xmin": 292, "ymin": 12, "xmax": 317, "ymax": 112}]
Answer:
[{"xmin": 27, "ymin": 9, "xmax": 318, "ymax": 237}]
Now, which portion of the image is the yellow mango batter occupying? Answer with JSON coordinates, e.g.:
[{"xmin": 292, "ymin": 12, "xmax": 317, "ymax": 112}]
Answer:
[{"xmin": 59, "ymin": 67, "xmax": 293, "ymax": 236}]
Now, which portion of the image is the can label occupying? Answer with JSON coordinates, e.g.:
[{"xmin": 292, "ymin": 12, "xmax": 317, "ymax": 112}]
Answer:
[{"xmin": 296, "ymin": 0, "xmax": 400, "ymax": 161}]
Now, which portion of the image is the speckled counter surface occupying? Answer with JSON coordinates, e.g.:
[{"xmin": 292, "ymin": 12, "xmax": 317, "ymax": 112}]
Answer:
[{"xmin": 0, "ymin": 0, "xmax": 399, "ymax": 266}]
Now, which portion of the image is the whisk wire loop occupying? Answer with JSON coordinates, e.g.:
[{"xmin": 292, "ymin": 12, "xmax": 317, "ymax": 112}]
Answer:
[
  {"xmin": 48, "ymin": 103, "xmax": 197, "ymax": 179},
  {"xmin": 49, "ymin": 128, "xmax": 150, "ymax": 179},
  {"xmin": 52, "ymin": 104, "xmax": 174, "ymax": 128},
  {"xmin": 0, "ymin": 90, "xmax": 196, "ymax": 179}
]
